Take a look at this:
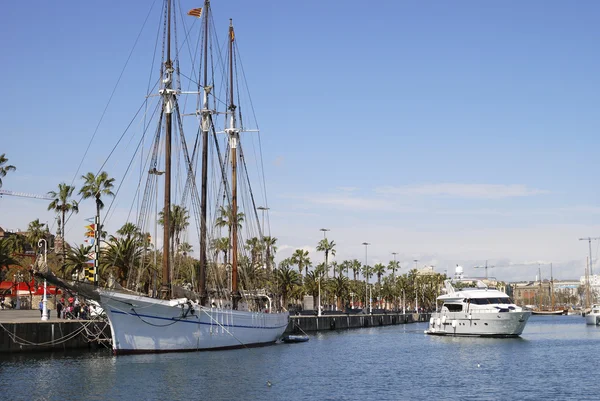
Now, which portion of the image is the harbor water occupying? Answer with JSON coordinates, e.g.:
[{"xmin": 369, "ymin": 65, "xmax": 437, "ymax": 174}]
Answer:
[{"xmin": 1, "ymin": 315, "xmax": 598, "ymax": 400}]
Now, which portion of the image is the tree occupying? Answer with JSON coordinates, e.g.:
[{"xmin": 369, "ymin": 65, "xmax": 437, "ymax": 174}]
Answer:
[
  {"xmin": 290, "ymin": 249, "xmax": 310, "ymax": 277},
  {"xmin": 388, "ymin": 259, "xmax": 400, "ymax": 279},
  {"xmin": 64, "ymin": 243, "xmax": 92, "ymax": 279},
  {"xmin": 350, "ymin": 259, "xmax": 361, "ymax": 281},
  {"xmin": 316, "ymin": 238, "xmax": 336, "ymax": 278},
  {"xmin": 330, "ymin": 275, "xmax": 349, "ymax": 310},
  {"xmin": 159, "ymin": 204, "xmax": 190, "ymax": 257},
  {"xmin": 26, "ymin": 219, "xmax": 48, "ymax": 249},
  {"xmin": 79, "ymin": 171, "xmax": 115, "ymax": 232},
  {"xmin": 0, "ymin": 239, "xmax": 19, "ymax": 270},
  {"xmin": 263, "ymin": 236, "xmax": 277, "ymax": 271},
  {"xmin": 101, "ymin": 236, "xmax": 143, "ymax": 287},
  {"xmin": 116, "ymin": 222, "xmax": 140, "ymax": 239},
  {"xmin": 0, "ymin": 153, "xmax": 16, "ymax": 189},
  {"xmin": 47, "ymin": 182, "xmax": 79, "ymax": 262},
  {"xmin": 372, "ymin": 263, "xmax": 386, "ymax": 287},
  {"xmin": 211, "ymin": 237, "xmax": 230, "ymax": 265},
  {"xmin": 273, "ymin": 265, "xmax": 301, "ymax": 309},
  {"xmin": 245, "ymin": 237, "xmax": 264, "ymax": 268}
]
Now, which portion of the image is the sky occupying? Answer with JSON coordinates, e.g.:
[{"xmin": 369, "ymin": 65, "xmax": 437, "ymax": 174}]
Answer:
[{"xmin": 2, "ymin": 1, "xmax": 600, "ymax": 282}]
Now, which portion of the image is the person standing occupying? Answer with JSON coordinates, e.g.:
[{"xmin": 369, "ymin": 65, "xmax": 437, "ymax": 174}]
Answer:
[
  {"xmin": 39, "ymin": 300, "xmax": 43, "ymax": 317},
  {"xmin": 56, "ymin": 298, "xmax": 63, "ymax": 319}
]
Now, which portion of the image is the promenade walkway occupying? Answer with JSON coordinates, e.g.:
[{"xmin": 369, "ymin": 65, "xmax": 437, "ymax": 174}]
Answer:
[{"xmin": 0, "ymin": 309, "xmax": 81, "ymax": 323}]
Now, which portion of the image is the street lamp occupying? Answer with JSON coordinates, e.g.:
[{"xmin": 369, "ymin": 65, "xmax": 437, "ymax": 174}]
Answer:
[
  {"xmin": 38, "ymin": 239, "xmax": 49, "ymax": 321},
  {"xmin": 257, "ymin": 206, "xmax": 270, "ymax": 236},
  {"xmin": 362, "ymin": 242, "xmax": 370, "ymax": 314},
  {"xmin": 13, "ymin": 272, "xmax": 23, "ymax": 309},
  {"xmin": 317, "ymin": 228, "xmax": 330, "ymax": 316}
]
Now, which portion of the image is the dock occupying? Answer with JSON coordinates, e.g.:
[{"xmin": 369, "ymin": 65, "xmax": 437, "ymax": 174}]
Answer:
[{"xmin": 0, "ymin": 310, "xmax": 111, "ymax": 353}]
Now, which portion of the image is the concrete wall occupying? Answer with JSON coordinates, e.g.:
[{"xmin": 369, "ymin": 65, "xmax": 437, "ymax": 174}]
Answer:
[
  {"xmin": 0, "ymin": 321, "xmax": 111, "ymax": 353},
  {"xmin": 285, "ymin": 313, "xmax": 431, "ymax": 334}
]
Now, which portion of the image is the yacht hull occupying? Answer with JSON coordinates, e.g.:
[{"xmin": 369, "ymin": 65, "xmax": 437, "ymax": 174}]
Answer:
[
  {"xmin": 425, "ymin": 311, "xmax": 531, "ymax": 337},
  {"xmin": 585, "ymin": 313, "xmax": 600, "ymax": 325},
  {"xmin": 100, "ymin": 291, "xmax": 289, "ymax": 354}
]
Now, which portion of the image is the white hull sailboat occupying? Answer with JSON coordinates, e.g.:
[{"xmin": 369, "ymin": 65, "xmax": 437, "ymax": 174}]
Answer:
[
  {"xmin": 83, "ymin": 0, "xmax": 289, "ymax": 354},
  {"xmin": 101, "ymin": 291, "xmax": 288, "ymax": 353}
]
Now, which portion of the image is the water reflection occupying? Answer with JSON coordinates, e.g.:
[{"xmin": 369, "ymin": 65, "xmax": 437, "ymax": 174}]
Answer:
[{"xmin": 0, "ymin": 317, "xmax": 599, "ymax": 400}]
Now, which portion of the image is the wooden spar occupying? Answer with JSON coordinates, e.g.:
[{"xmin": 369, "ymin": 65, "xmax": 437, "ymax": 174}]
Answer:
[
  {"xmin": 198, "ymin": 0, "xmax": 210, "ymax": 304},
  {"xmin": 228, "ymin": 19, "xmax": 239, "ymax": 306},
  {"xmin": 161, "ymin": 0, "xmax": 173, "ymax": 299}
]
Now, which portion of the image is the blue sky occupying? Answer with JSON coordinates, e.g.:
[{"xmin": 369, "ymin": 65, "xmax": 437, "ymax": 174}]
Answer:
[{"xmin": 2, "ymin": 1, "xmax": 600, "ymax": 282}]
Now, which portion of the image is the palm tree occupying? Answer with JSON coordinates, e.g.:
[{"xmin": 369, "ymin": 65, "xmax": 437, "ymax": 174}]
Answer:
[
  {"xmin": 273, "ymin": 265, "xmax": 301, "ymax": 309},
  {"xmin": 64, "ymin": 243, "xmax": 92, "ymax": 279},
  {"xmin": 245, "ymin": 237, "xmax": 264, "ymax": 267},
  {"xmin": 47, "ymin": 182, "xmax": 79, "ymax": 262},
  {"xmin": 388, "ymin": 259, "xmax": 400, "ymax": 279},
  {"xmin": 159, "ymin": 204, "xmax": 190, "ymax": 257},
  {"xmin": 116, "ymin": 222, "xmax": 140, "ymax": 239},
  {"xmin": 215, "ymin": 205, "xmax": 245, "ymax": 230},
  {"xmin": 26, "ymin": 219, "xmax": 48, "ymax": 249},
  {"xmin": 0, "ymin": 239, "xmax": 19, "ymax": 270},
  {"xmin": 330, "ymin": 275, "xmax": 349, "ymax": 310},
  {"xmin": 372, "ymin": 263, "xmax": 386, "ymax": 287},
  {"xmin": 3, "ymin": 234, "xmax": 27, "ymax": 255},
  {"xmin": 211, "ymin": 237, "xmax": 230, "ymax": 265},
  {"xmin": 304, "ymin": 270, "xmax": 320, "ymax": 311},
  {"xmin": 290, "ymin": 249, "xmax": 310, "ymax": 277},
  {"xmin": 79, "ymin": 170, "xmax": 115, "ymax": 235},
  {"xmin": 0, "ymin": 153, "xmax": 16, "ymax": 189},
  {"xmin": 316, "ymin": 238, "xmax": 336, "ymax": 278},
  {"xmin": 263, "ymin": 236, "xmax": 277, "ymax": 271},
  {"xmin": 101, "ymin": 236, "xmax": 143, "ymax": 287},
  {"xmin": 333, "ymin": 261, "xmax": 346, "ymax": 278},
  {"xmin": 350, "ymin": 259, "xmax": 361, "ymax": 281}
]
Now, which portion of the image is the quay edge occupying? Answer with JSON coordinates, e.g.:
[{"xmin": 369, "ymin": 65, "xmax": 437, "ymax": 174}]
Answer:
[{"xmin": 285, "ymin": 312, "xmax": 431, "ymax": 334}]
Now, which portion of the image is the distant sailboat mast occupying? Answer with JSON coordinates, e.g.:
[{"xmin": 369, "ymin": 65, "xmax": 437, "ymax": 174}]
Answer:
[{"xmin": 226, "ymin": 19, "xmax": 240, "ymax": 308}]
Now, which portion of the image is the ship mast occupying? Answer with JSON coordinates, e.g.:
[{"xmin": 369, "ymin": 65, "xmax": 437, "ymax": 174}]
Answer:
[
  {"xmin": 226, "ymin": 19, "xmax": 240, "ymax": 309},
  {"xmin": 198, "ymin": 0, "xmax": 211, "ymax": 305},
  {"xmin": 160, "ymin": 0, "xmax": 175, "ymax": 299}
]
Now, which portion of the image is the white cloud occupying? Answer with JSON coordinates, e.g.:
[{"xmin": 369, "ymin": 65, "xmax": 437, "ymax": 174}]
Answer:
[
  {"xmin": 335, "ymin": 186, "xmax": 359, "ymax": 192},
  {"xmin": 376, "ymin": 183, "xmax": 549, "ymax": 199}
]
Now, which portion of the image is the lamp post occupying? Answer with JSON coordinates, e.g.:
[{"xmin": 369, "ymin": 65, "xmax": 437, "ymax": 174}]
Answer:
[
  {"xmin": 13, "ymin": 272, "xmax": 23, "ymax": 309},
  {"xmin": 318, "ymin": 228, "xmax": 330, "ymax": 314},
  {"xmin": 38, "ymin": 239, "xmax": 48, "ymax": 321},
  {"xmin": 257, "ymin": 206, "xmax": 270, "ymax": 236},
  {"xmin": 362, "ymin": 242, "xmax": 370, "ymax": 313}
]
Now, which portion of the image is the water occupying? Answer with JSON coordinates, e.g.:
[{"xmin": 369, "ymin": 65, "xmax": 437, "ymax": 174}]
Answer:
[{"xmin": 1, "ymin": 315, "xmax": 598, "ymax": 400}]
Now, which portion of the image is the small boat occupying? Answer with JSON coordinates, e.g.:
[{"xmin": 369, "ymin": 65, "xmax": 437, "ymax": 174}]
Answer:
[
  {"xmin": 281, "ymin": 335, "xmax": 309, "ymax": 343},
  {"xmin": 531, "ymin": 309, "xmax": 566, "ymax": 316},
  {"xmin": 426, "ymin": 265, "xmax": 531, "ymax": 337}
]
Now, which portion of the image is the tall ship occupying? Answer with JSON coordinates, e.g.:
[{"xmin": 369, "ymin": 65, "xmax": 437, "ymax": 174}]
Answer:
[
  {"xmin": 426, "ymin": 266, "xmax": 531, "ymax": 337},
  {"xmin": 41, "ymin": 0, "xmax": 289, "ymax": 354}
]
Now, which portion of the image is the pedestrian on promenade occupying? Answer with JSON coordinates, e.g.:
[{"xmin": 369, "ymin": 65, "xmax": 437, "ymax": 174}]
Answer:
[
  {"xmin": 39, "ymin": 300, "xmax": 43, "ymax": 317},
  {"xmin": 56, "ymin": 298, "xmax": 63, "ymax": 319}
]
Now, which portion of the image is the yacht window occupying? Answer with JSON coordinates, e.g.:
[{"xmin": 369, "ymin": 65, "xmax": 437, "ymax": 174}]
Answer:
[
  {"xmin": 445, "ymin": 304, "xmax": 462, "ymax": 312},
  {"xmin": 499, "ymin": 298, "xmax": 511, "ymax": 304},
  {"xmin": 488, "ymin": 298, "xmax": 501, "ymax": 304}
]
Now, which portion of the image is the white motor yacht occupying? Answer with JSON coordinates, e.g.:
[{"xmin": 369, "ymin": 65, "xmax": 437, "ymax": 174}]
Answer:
[
  {"xmin": 585, "ymin": 304, "xmax": 600, "ymax": 325},
  {"xmin": 426, "ymin": 266, "xmax": 531, "ymax": 337}
]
